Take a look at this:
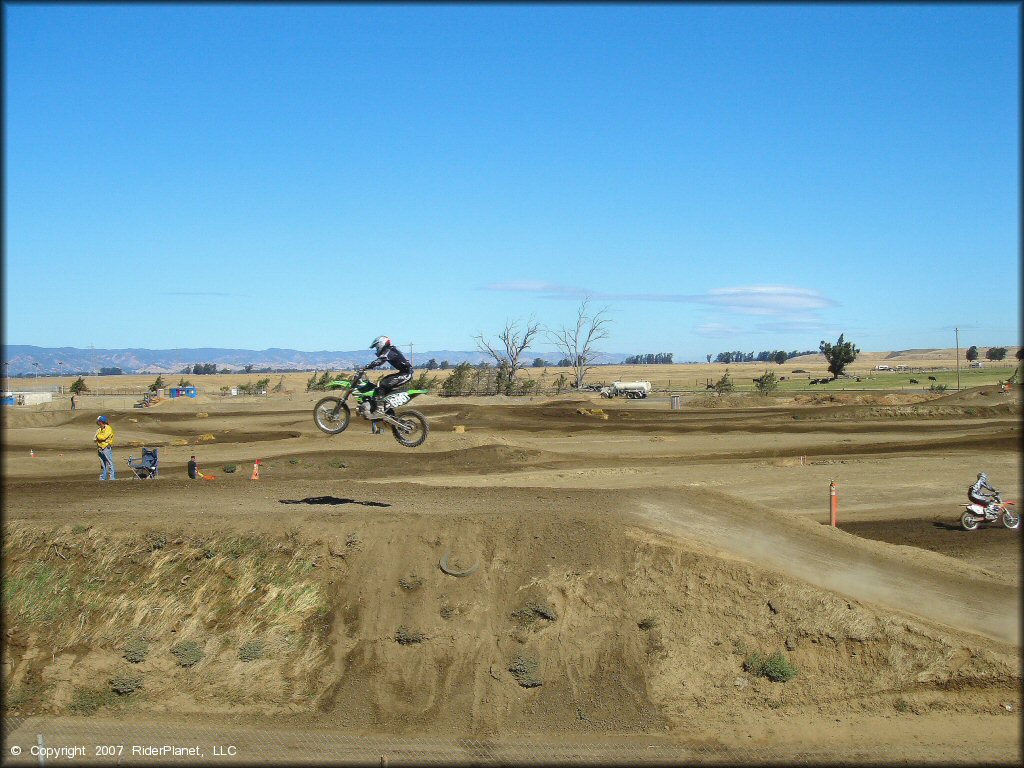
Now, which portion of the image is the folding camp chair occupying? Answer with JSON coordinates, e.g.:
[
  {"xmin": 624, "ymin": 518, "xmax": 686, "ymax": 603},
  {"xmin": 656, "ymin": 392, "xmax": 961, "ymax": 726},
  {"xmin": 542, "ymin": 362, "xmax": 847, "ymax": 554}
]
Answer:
[{"xmin": 126, "ymin": 447, "xmax": 159, "ymax": 479}]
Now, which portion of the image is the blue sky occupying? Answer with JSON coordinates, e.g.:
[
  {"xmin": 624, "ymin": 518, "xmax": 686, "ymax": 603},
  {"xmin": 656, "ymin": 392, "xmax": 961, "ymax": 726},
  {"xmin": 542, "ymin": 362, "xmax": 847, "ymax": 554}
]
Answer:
[{"xmin": 4, "ymin": 3, "xmax": 1019, "ymax": 359}]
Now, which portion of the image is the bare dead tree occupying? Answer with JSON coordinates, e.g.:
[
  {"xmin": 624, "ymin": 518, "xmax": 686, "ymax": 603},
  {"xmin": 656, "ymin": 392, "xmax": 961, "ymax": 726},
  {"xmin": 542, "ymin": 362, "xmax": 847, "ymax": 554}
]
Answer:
[
  {"xmin": 474, "ymin": 318, "xmax": 544, "ymax": 394},
  {"xmin": 548, "ymin": 297, "xmax": 611, "ymax": 389}
]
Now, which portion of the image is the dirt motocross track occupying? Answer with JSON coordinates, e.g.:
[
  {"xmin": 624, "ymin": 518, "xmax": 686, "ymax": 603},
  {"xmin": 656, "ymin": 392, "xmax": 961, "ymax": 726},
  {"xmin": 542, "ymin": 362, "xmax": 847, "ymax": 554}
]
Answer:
[{"xmin": 2, "ymin": 385, "xmax": 1021, "ymax": 764}]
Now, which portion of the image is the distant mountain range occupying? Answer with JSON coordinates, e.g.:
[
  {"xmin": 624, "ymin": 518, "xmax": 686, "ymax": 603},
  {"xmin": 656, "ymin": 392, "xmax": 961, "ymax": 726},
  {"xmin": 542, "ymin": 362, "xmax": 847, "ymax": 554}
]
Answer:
[{"xmin": 1, "ymin": 345, "xmax": 633, "ymax": 375}]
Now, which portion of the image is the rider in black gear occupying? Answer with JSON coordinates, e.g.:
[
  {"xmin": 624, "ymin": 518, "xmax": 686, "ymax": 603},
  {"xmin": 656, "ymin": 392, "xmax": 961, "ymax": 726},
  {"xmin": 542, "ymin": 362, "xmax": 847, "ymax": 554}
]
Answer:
[{"xmin": 360, "ymin": 336, "xmax": 413, "ymax": 419}]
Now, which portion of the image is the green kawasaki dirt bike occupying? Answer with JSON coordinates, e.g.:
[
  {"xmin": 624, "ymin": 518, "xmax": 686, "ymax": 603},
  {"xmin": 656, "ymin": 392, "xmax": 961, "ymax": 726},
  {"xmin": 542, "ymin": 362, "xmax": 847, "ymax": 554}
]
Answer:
[{"xmin": 313, "ymin": 370, "xmax": 430, "ymax": 447}]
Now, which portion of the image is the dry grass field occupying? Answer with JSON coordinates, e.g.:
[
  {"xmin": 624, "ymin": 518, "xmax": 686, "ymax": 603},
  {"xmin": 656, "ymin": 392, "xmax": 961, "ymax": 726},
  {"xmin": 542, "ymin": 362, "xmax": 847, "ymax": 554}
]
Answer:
[
  {"xmin": 11, "ymin": 346, "xmax": 1020, "ymax": 398},
  {"xmin": 2, "ymin": 349, "xmax": 1021, "ymax": 764}
]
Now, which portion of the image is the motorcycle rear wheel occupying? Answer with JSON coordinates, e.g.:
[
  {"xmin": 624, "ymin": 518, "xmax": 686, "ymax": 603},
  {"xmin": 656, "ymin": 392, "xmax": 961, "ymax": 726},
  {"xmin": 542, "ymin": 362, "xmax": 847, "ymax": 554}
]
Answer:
[
  {"xmin": 314, "ymin": 397, "xmax": 351, "ymax": 434},
  {"xmin": 391, "ymin": 409, "xmax": 429, "ymax": 447},
  {"xmin": 1001, "ymin": 509, "xmax": 1020, "ymax": 529},
  {"xmin": 960, "ymin": 511, "xmax": 981, "ymax": 531}
]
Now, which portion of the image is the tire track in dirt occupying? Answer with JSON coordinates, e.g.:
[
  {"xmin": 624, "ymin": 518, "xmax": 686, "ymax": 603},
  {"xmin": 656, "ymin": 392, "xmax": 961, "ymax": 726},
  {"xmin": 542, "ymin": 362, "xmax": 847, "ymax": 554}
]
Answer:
[{"xmin": 632, "ymin": 489, "xmax": 1020, "ymax": 646}]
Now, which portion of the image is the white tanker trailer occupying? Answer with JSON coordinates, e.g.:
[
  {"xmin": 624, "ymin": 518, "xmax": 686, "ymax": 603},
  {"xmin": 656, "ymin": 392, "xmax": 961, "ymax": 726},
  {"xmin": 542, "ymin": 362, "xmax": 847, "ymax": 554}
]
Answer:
[{"xmin": 600, "ymin": 380, "xmax": 652, "ymax": 399}]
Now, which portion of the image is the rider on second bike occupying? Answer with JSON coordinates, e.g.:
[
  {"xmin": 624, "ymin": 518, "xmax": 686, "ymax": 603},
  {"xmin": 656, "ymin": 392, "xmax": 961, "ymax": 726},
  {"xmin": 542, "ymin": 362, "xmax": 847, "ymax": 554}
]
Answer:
[
  {"xmin": 358, "ymin": 335, "xmax": 413, "ymax": 420},
  {"xmin": 968, "ymin": 472, "xmax": 1000, "ymax": 518}
]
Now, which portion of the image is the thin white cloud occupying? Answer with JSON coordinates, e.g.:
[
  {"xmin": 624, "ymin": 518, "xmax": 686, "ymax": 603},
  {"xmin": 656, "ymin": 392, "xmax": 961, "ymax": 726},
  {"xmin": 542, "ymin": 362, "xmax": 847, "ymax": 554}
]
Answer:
[
  {"xmin": 483, "ymin": 281, "xmax": 837, "ymax": 317},
  {"xmin": 695, "ymin": 322, "xmax": 744, "ymax": 338},
  {"xmin": 701, "ymin": 286, "xmax": 837, "ymax": 316},
  {"xmin": 755, "ymin": 319, "xmax": 836, "ymax": 333}
]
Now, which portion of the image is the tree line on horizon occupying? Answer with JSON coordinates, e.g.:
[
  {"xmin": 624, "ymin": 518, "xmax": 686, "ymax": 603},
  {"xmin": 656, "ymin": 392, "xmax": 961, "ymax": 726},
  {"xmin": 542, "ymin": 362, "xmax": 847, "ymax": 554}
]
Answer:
[
  {"xmin": 707, "ymin": 349, "xmax": 818, "ymax": 365},
  {"xmin": 622, "ymin": 353, "xmax": 675, "ymax": 365}
]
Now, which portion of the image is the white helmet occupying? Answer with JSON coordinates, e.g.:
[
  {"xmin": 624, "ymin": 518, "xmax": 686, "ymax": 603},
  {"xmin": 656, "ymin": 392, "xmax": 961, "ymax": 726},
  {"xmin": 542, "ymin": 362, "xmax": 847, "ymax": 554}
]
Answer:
[
  {"xmin": 370, "ymin": 336, "xmax": 392, "ymax": 356},
  {"xmin": 978, "ymin": 472, "xmax": 988, "ymax": 482}
]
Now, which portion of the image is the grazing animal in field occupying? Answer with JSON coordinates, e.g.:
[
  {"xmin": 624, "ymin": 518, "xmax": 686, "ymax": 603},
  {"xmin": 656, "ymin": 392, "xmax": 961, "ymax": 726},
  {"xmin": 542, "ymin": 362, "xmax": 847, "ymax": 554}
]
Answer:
[
  {"xmin": 928, "ymin": 376, "xmax": 937, "ymax": 381},
  {"xmin": 909, "ymin": 379, "xmax": 919, "ymax": 384}
]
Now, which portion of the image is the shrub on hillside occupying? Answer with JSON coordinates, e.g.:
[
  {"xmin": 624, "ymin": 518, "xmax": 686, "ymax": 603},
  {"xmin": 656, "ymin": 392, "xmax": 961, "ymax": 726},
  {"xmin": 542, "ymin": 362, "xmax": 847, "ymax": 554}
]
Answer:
[
  {"xmin": 238, "ymin": 640, "xmax": 265, "ymax": 662},
  {"xmin": 744, "ymin": 651, "xmax": 797, "ymax": 682},
  {"xmin": 109, "ymin": 670, "xmax": 143, "ymax": 695},
  {"xmin": 170, "ymin": 640, "xmax": 205, "ymax": 668},
  {"xmin": 123, "ymin": 638, "xmax": 149, "ymax": 664}
]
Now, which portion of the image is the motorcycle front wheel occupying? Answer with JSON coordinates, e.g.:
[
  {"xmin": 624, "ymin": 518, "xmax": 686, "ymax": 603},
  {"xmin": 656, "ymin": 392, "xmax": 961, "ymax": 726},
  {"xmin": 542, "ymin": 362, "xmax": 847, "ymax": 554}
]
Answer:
[
  {"xmin": 960, "ymin": 511, "xmax": 981, "ymax": 531},
  {"xmin": 1001, "ymin": 509, "xmax": 1020, "ymax": 529},
  {"xmin": 314, "ymin": 397, "xmax": 351, "ymax": 434},
  {"xmin": 391, "ymin": 409, "xmax": 429, "ymax": 447}
]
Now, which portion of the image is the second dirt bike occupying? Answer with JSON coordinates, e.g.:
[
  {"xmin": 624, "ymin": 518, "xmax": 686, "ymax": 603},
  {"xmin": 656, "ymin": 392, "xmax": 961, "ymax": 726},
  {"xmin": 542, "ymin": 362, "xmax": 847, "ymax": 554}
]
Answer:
[
  {"xmin": 313, "ymin": 370, "xmax": 430, "ymax": 447},
  {"xmin": 960, "ymin": 495, "xmax": 1019, "ymax": 531}
]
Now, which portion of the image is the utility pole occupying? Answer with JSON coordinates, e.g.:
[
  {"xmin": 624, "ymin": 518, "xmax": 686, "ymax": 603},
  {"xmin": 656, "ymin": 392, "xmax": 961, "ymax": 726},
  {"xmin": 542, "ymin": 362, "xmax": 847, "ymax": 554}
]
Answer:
[
  {"xmin": 955, "ymin": 327, "xmax": 960, "ymax": 392},
  {"xmin": 406, "ymin": 343, "xmax": 419, "ymax": 367}
]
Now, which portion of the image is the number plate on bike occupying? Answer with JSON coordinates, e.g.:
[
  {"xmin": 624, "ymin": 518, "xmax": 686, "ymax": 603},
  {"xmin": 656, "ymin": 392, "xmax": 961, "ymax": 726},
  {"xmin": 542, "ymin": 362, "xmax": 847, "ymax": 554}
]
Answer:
[{"xmin": 386, "ymin": 392, "xmax": 411, "ymax": 408}]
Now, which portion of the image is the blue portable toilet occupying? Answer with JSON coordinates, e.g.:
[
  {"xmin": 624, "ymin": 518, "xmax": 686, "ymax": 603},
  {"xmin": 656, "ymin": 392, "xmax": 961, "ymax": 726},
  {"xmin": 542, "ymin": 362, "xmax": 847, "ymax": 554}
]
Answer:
[{"xmin": 185, "ymin": 386, "xmax": 197, "ymax": 398}]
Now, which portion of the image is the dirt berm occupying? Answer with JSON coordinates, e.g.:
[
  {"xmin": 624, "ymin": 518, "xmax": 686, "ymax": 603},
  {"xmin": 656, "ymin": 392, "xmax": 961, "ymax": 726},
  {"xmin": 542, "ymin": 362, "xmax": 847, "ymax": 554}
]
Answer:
[{"xmin": 4, "ymin": 488, "xmax": 1019, "ymax": 743}]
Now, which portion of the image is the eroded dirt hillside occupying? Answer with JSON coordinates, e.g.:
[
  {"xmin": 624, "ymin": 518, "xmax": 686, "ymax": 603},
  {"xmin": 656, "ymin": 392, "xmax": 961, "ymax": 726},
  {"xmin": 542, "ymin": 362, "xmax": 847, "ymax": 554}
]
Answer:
[{"xmin": 4, "ymin": 509, "xmax": 1018, "ymax": 740}]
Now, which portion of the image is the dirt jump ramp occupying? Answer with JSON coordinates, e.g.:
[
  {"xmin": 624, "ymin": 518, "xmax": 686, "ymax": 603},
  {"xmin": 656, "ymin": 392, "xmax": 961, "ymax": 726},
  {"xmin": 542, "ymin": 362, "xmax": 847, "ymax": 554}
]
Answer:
[{"xmin": 634, "ymin": 488, "xmax": 1020, "ymax": 646}]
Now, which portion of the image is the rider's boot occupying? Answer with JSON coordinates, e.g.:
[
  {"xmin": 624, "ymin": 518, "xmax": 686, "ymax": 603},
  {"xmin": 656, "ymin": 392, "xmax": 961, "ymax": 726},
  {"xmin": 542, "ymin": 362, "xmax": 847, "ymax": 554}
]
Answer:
[{"xmin": 368, "ymin": 397, "xmax": 386, "ymax": 419}]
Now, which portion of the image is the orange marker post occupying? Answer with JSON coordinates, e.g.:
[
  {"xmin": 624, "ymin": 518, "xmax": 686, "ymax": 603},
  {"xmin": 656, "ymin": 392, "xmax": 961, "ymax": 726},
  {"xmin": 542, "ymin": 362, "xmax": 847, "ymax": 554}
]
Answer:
[
  {"xmin": 251, "ymin": 459, "xmax": 261, "ymax": 481},
  {"xmin": 829, "ymin": 480, "xmax": 838, "ymax": 527}
]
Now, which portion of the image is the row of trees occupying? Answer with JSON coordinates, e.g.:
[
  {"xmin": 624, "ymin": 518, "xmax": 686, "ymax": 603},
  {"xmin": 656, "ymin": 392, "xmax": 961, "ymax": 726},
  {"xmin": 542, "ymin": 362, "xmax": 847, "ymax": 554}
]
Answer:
[
  {"xmin": 182, "ymin": 363, "xmax": 220, "ymax": 375},
  {"xmin": 422, "ymin": 359, "xmax": 452, "ymax": 370},
  {"xmin": 708, "ymin": 349, "xmax": 817, "ymax": 364},
  {"xmin": 965, "ymin": 346, "xmax": 1011, "ymax": 362},
  {"xmin": 623, "ymin": 353, "xmax": 675, "ymax": 365}
]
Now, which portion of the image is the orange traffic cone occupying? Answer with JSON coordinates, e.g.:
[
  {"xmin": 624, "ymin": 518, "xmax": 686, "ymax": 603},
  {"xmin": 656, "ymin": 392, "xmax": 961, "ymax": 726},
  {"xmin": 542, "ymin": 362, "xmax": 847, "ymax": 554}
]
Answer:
[{"xmin": 251, "ymin": 459, "xmax": 261, "ymax": 480}]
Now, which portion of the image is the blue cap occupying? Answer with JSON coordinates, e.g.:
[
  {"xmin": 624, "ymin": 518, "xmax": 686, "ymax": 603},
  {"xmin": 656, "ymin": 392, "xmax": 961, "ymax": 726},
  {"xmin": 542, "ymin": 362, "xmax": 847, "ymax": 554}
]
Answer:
[{"xmin": 97, "ymin": 415, "xmax": 108, "ymax": 423}]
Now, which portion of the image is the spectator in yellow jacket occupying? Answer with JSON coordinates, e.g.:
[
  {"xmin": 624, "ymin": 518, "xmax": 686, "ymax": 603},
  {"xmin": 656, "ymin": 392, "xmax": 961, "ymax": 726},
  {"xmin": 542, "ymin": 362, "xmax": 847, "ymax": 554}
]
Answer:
[{"xmin": 95, "ymin": 415, "xmax": 115, "ymax": 480}]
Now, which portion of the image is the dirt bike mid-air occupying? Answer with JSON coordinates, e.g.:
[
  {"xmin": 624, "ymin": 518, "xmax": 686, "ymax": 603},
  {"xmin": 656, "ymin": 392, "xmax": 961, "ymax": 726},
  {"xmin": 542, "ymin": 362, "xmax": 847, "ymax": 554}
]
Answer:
[
  {"xmin": 313, "ymin": 370, "xmax": 430, "ymax": 447},
  {"xmin": 960, "ymin": 495, "xmax": 1019, "ymax": 531}
]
